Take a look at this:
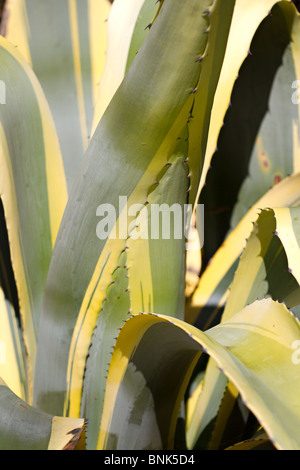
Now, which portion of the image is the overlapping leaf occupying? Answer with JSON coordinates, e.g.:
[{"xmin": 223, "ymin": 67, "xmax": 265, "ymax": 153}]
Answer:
[
  {"xmin": 200, "ymin": 0, "xmax": 289, "ymax": 192},
  {"xmin": 0, "ymin": 287, "xmax": 26, "ymax": 400},
  {"xmin": 200, "ymin": 1, "xmax": 300, "ymax": 270},
  {"xmin": 101, "ymin": 298, "xmax": 300, "ymax": 450},
  {"xmin": 0, "ymin": 378, "xmax": 85, "ymax": 450},
  {"xmin": 91, "ymin": 0, "xmax": 157, "ymax": 135},
  {"xmin": 187, "ymin": 203, "xmax": 300, "ymax": 449},
  {"xmin": 0, "ymin": 35, "xmax": 67, "ymax": 401},
  {"xmin": 187, "ymin": 172, "xmax": 300, "ymax": 327},
  {"xmin": 33, "ymin": 1, "xmax": 236, "ymax": 452},
  {"xmin": 187, "ymin": 3, "xmax": 300, "ymax": 442},
  {"xmin": 3, "ymin": 0, "xmax": 111, "ymax": 191},
  {"xmin": 188, "ymin": 1, "xmax": 300, "ymax": 324}
]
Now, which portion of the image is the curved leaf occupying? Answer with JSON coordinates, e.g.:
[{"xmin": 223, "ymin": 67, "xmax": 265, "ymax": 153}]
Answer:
[
  {"xmin": 223, "ymin": 206, "xmax": 300, "ymax": 320},
  {"xmin": 91, "ymin": 0, "xmax": 153, "ymax": 135},
  {"xmin": 188, "ymin": 172, "xmax": 300, "ymax": 326},
  {"xmin": 201, "ymin": 0, "xmax": 285, "ymax": 192},
  {"xmin": 200, "ymin": 1, "xmax": 300, "ymax": 268},
  {"xmin": 188, "ymin": 203, "xmax": 300, "ymax": 449},
  {"xmin": 0, "ymin": 288, "xmax": 26, "ymax": 400},
  {"xmin": 3, "ymin": 0, "xmax": 111, "ymax": 191},
  {"xmin": 34, "ymin": 0, "xmax": 236, "ymax": 437},
  {"xmin": 102, "ymin": 298, "xmax": 300, "ymax": 450},
  {"xmin": 0, "ymin": 35, "xmax": 67, "ymax": 401}
]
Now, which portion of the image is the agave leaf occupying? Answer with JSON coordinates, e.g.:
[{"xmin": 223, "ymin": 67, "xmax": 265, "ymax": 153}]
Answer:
[
  {"xmin": 185, "ymin": 359, "xmax": 229, "ymax": 449},
  {"xmin": 200, "ymin": 1, "xmax": 300, "ymax": 269},
  {"xmin": 34, "ymin": 0, "xmax": 236, "ymax": 444},
  {"xmin": 101, "ymin": 298, "xmax": 300, "ymax": 450},
  {"xmin": 0, "ymin": 35, "xmax": 67, "ymax": 402},
  {"xmin": 225, "ymin": 437, "xmax": 275, "ymax": 450},
  {"xmin": 125, "ymin": 0, "xmax": 161, "ymax": 73},
  {"xmin": 3, "ymin": 0, "xmax": 111, "ymax": 191},
  {"xmin": 200, "ymin": 0, "xmax": 286, "ymax": 190},
  {"xmin": 224, "ymin": 206, "xmax": 300, "ymax": 319},
  {"xmin": 187, "ymin": 0, "xmax": 300, "ymax": 327},
  {"xmin": 187, "ymin": 204, "xmax": 300, "ymax": 449},
  {"xmin": 0, "ymin": 378, "xmax": 85, "ymax": 450},
  {"xmin": 187, "ymin": 172, "xmax": 300, "ymax": 326},
  {"xmin": 91, "ymin": 0, "xmax": 156, "ymax": 135},
  {"xmin": 0, "ymin": 288, "xmax": 26, "ymax": 400}
]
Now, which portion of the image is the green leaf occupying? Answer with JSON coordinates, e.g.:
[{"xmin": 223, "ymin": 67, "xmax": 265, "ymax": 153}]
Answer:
[
  {"xmin": 125, "ymin": 0, "xmax": 161, "ymax": 73},
  {"xmin": 34, "ymin": 0, "xmax": 236, "ymax": 443},
  {"xmin": 0, "ymin": 288, "xmax": 26, "ymax": 401},
  {"xmin": 188, "ymin": 203, "xmax": 300, "ymax": 449},
  {"xmin": 0, "ymin": 35, "xmax": 67, "ymax": 401},
  {"xmin": 187, "ymin": 172, "xmax": 300, "ymax": 327},
  {"xmin": 202, "ymin": 0, "xmax": 285, "ymax": 192},
  {"xmin": 224, "ymin": 206, "xmax": 300, "ymax": 319},
  {"xmin": 0, "ymin": 378, "xmax": 85, "ymax": 450},
  {"xmin": 91, "ymin": 0, "xmax": 154, "ymax": 134},
  {"xmin": 102, "ymin": 298, "xmax": 300, "ymax": 450},
  {"xmin": 200, "ymin": 1, "xmax": 300, "ymax": 269},
  {"xmin": 187, "ymin": 0, "xmax": 300, "ymax": 330},
  {"xmin": 4, "ymin": 0, "xmax": 111, "ymax": 191}
]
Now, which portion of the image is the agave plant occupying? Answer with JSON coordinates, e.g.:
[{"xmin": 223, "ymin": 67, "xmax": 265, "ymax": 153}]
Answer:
[{"xmin": 0, "ymin": 0, "xmax": 300, "ymax": 451}]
